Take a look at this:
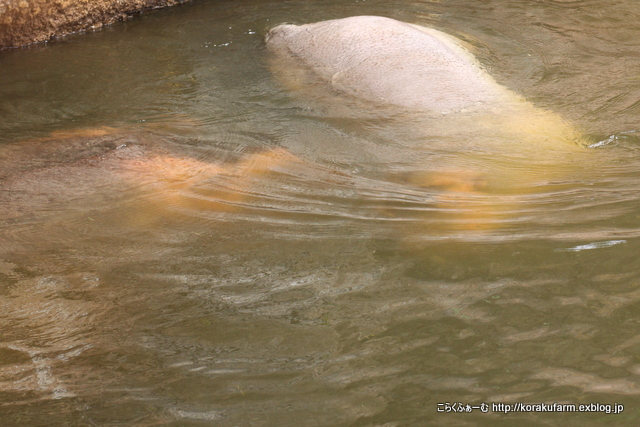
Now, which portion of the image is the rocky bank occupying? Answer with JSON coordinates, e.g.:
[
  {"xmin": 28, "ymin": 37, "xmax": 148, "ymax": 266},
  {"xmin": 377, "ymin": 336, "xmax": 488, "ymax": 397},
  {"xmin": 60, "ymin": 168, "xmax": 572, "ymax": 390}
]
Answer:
[{"xmin": 0, "ymin": 0, "xmax": 192, "ymax": 49}]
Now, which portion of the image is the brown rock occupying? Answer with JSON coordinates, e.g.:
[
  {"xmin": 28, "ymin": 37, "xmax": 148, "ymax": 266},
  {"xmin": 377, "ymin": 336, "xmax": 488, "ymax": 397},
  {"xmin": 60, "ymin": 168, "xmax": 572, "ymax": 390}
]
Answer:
[{"xmin": 0, "ymin": 0, "xmax": 191, "ymax": 49}]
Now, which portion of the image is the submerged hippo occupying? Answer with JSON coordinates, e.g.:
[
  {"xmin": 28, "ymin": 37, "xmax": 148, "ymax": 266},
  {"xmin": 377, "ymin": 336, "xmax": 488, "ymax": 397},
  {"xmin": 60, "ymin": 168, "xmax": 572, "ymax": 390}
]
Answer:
[
  {"xmin": 266, "ymin": 15, "xmax": 584, "ymax": 147},
  {"xmin": 264, "ymin": 15, "xmax": 595, "ymax": 231},
  {"xmin": 266, "ymin": 15, "xmax": 514, "ymax": 112}
]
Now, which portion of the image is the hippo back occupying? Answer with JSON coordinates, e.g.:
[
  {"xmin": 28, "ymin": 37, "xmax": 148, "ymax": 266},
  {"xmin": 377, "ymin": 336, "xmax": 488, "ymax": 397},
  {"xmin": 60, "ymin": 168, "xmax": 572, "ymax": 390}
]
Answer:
[{"xmin": 266, "ymin": 16, "xmax": 516, "ymax": 112}]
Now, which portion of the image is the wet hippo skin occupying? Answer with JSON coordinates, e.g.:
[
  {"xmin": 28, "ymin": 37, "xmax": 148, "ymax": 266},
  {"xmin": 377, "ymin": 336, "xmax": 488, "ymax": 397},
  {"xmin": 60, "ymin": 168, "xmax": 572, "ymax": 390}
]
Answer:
[
  {"xmin": 265, "ymin": 15, "xmax": 585, "ymax": 148},
  {"xmin": 266, "ymin": 15, "xmax": 515, "ymax": 112}
]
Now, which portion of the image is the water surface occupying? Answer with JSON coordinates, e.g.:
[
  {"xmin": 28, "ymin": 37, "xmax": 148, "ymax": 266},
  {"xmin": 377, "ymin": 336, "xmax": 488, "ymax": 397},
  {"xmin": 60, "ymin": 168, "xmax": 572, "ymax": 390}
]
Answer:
[{"xmin": 2, "ymin": 0, "xmax": 640, "ymax": 425}]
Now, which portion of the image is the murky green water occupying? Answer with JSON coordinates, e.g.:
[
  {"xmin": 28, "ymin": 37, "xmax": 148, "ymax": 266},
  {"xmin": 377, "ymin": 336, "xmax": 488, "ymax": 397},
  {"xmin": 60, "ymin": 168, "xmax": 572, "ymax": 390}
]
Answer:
[{"xmin": 2, "ymin": 0, "xmax": 640, "ymax": 425}]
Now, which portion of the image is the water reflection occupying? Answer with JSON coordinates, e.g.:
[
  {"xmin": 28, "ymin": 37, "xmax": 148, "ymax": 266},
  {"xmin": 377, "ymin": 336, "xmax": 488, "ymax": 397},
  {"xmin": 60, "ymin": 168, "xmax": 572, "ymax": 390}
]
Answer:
[{"xmin": 2, "ymin": 0, "xmax": 640, "ymax": 425}]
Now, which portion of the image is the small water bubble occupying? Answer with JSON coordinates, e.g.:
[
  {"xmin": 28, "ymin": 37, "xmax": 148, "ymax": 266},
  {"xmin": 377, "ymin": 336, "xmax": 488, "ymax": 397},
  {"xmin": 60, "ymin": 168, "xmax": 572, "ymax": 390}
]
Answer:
[
  {"xmin": 589, "ymin": 135, "xmax": 615, "ymax": 148},
  {"xmin": 555, "ymin": 240, "xmax": 626, "ymax": 252},
  {"xmin": 591, "ymin": 130, "xmax": 640, "ymax": 148}
]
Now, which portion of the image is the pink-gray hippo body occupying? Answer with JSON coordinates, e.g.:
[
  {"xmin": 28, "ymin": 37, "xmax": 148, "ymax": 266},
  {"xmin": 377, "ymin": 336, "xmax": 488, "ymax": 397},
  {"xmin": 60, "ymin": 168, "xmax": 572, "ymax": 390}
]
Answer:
[
  {"xmin": 265, "ymin": 15, "xmax": 517, "ymax": 113},
  {"xmin": 266, "ymin": 16, "xmax": 585, "ymax": 148},
  {"xmin": 264, "ymin": 14, "xmax": 590, "ymax": 211}
]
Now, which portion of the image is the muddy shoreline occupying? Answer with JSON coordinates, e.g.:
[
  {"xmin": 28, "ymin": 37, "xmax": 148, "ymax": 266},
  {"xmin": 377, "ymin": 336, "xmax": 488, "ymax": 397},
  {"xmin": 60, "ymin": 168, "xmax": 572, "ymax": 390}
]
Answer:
[{"xmin": 0, "ymin": 0, "xmax": 193, "ymax": 49}]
